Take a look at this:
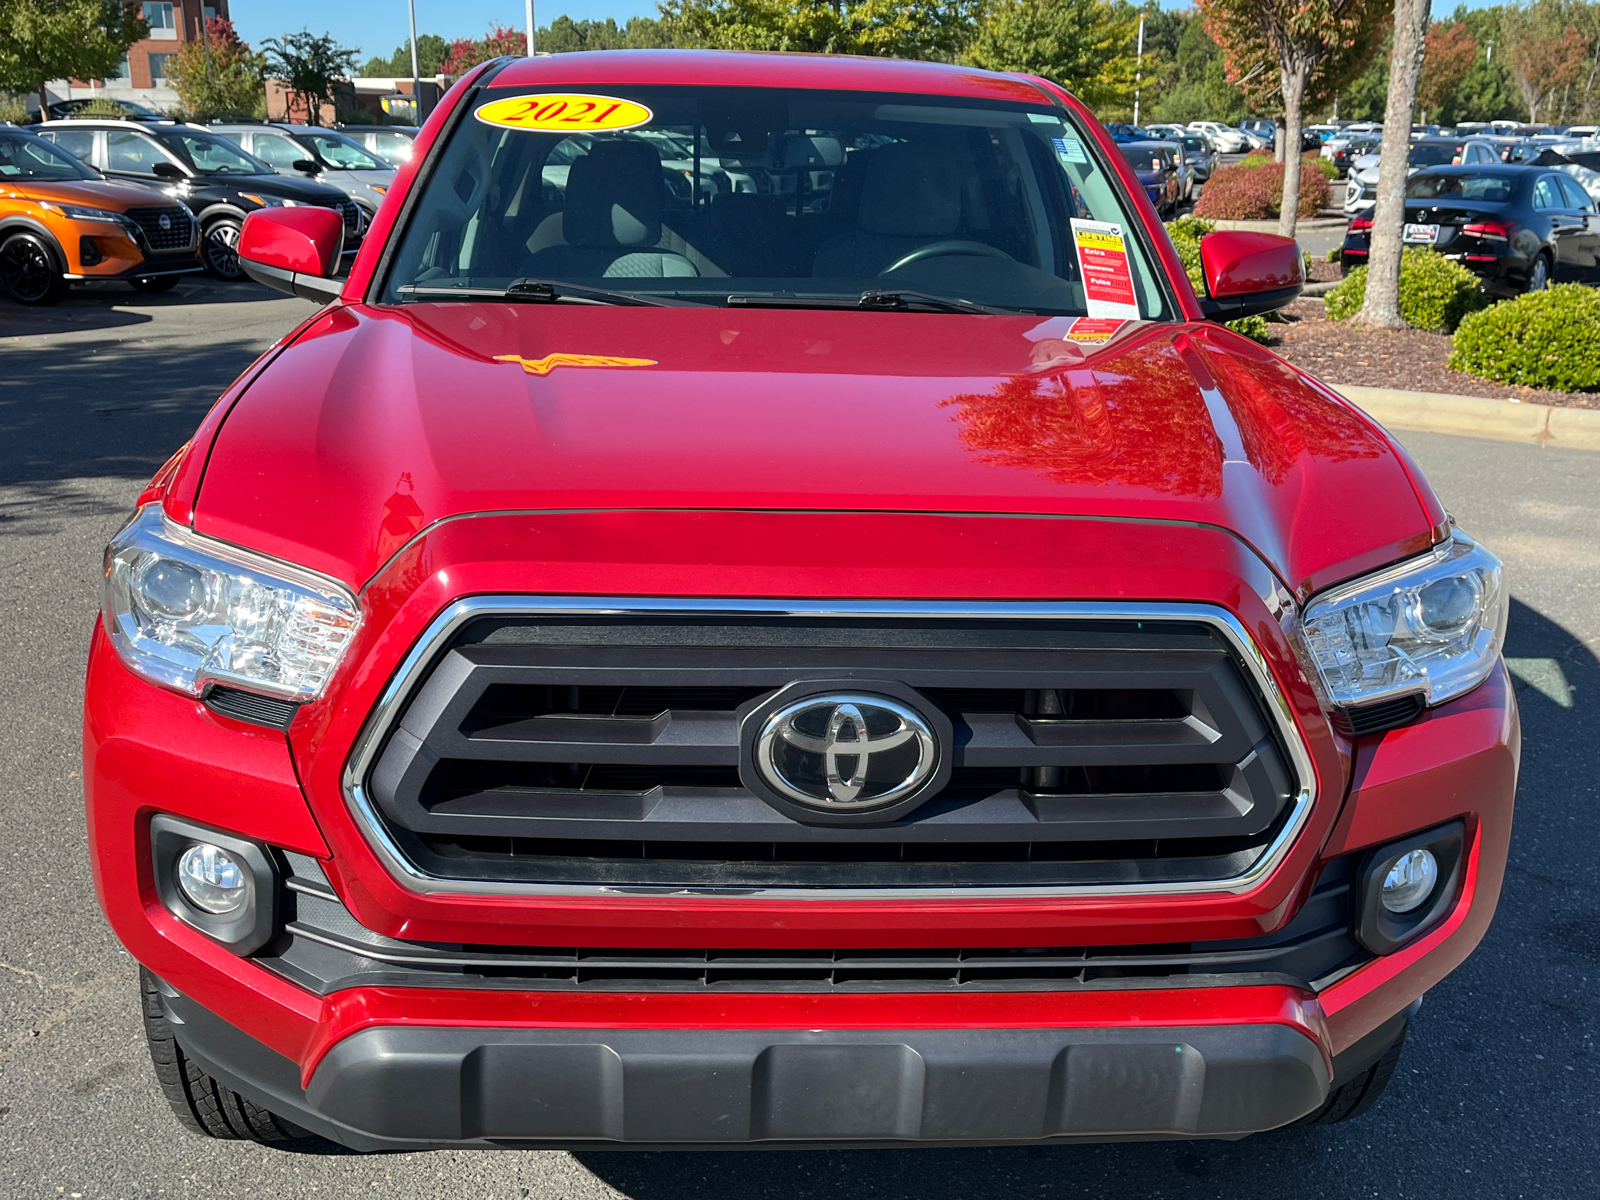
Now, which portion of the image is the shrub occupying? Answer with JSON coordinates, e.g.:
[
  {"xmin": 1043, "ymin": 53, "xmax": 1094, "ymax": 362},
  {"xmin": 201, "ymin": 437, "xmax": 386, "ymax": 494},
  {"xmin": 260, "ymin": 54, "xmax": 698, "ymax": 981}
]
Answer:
[
  {"xmin": 71, "ymin": 97, "xmax": 134, "ymax": 118},
  {"xmin": 1192, "ymin": 157, "xmax": 1330, "ymax": 220},
  {"xmin": 1165, "ymin": 214, "xmax": 1271, "ymax": 344},
  {"xmin": 1450, "ymin": 284, "xmax": 1600, "ymax": 390},
  {"xmin": 1324, "ymin": 248, "xmax": 1486, "ymax": 332},
  {"xmin": 0, "ymin": 95, "xmax": 27, "ymax": 124},
  {"xmin": 1310, "ymin": 155, "xmax": 1340, "ymax": 181}
]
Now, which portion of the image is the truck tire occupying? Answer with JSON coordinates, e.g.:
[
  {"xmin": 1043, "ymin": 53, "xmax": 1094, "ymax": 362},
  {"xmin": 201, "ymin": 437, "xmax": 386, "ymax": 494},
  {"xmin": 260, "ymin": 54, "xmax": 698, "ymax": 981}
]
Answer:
[
  {"xmin": 1296, "ymin": 1024, "xmax": 1406, "ymax": 1125},
  {"xmin": 139, "ymin": 968, "xmax": 312, "ymax": 1142}
]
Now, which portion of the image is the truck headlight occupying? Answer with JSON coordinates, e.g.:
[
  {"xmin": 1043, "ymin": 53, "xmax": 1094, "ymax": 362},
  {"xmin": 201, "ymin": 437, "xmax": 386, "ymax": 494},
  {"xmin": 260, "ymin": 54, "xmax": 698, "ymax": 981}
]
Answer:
[
  {"xmin": 1296, "ymin": 533, "xmax": 1507, "ymax": 708},
  {"xmin": 102, "ymin": 505, "xmax": 358, "ymax": 701}
]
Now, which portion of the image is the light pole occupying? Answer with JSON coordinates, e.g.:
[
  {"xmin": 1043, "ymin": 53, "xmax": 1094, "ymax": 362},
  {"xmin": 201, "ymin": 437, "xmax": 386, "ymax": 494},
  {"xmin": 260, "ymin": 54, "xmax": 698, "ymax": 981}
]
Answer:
[
  {"xmin": 1132, "ymin": 12, "xmax": 1146, "ymax": 127},
  {"xmin": 526, "ymin": 0, "xmax": 536, "ymax": 54},
  {"xmin": 408, "ymin": 0, "xmax": 421, "ymax": 123}
]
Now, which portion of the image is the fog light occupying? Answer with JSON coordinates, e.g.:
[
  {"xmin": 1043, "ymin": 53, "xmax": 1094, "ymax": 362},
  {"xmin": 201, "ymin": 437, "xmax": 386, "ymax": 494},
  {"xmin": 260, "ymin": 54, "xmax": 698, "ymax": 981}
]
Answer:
[
  {"xmin": 1380, "ymin": 848, "xmax": 1438, "ymax": 913},
  {"xmin": 176, "ymin": 843, "xmax": 249, "ymax": 914}
]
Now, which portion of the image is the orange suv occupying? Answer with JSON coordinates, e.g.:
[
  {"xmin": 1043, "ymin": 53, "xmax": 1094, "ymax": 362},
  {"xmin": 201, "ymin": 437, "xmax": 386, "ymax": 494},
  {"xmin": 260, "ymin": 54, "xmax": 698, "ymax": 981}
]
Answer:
[{"xmin": 0, "ymin": 127, "xmax": 200, "ymax": 305}]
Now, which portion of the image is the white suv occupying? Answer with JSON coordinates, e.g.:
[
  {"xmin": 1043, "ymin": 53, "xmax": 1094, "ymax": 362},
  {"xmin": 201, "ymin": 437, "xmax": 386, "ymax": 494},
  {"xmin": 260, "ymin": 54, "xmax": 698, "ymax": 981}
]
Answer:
[{"xmin": 1187, "ymin": 122, "xmax": 1248, "ymax": 153}]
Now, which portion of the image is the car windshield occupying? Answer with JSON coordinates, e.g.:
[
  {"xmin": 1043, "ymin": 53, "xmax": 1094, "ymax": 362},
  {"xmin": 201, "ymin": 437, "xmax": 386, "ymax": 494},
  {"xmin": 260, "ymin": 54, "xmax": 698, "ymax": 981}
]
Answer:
[
  {"xmin": 1407, "ymin": 173, "xmax": 1517, "ymax": 202},
  {"xmin": 158, "ymin": 131, "xmax": 270, "ymax": 175},
  {"xmin": 0, "ymin": 133, "xmax": 98, "ymax": 180},
  {"xmin": 382, "ymin": 85, "xmax": 1170, "ymax": 317},
  {"xmin": 298, "ymin": 129, "xmax": 388, "ymax": 170},
  {"xmin": 1409, "ymin": 144, "xmax": 1459, "ymax": 166}
]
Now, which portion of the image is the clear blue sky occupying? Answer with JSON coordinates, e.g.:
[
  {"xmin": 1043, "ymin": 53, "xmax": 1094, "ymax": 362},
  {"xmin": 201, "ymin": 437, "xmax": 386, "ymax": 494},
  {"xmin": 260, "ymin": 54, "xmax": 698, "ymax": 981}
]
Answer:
[{"xmin": 232, "ymin": 0, "xmax": 659, "ymax": 62}]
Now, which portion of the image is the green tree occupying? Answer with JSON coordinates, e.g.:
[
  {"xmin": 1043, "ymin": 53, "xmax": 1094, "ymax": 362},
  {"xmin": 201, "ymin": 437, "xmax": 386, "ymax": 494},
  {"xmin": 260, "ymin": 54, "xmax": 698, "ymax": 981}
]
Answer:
[
  {"xmin": 1199, "ymin": 0, "xmax": 1389, "ymax": 236},
  {"xmin": 659, "ymin": 0, "xmax": 984, "ymax": 60},
  {"xmin": 964, "ymin": 0, "xmax": 1138, "ymax": 110},
  {"xmin": 538, "ymin": 15, "xmax": 674, "ymax": 51},
  {"xmin": 1440, "ymin": 5, "xmax": 1522, "ymax": 121},
  {"xmin": 0, "ymin": 0, "xmax": 146, "ymax": 111},
  {"xmin": 1339, "ymin": 30, "xmax": 1390, "ymax": 119},
  {"xmin": 360, "ymin": 33, "xmax": 448, "ymax": 77},
  {"xmin": 1150, "ymin": 16, "xmax": 1248, "ymax": 123},
  {"xmin": 263, "ymin": 29, "xmax": 359, "ymax": 126},
  {"xmin": 165, "ymin": 18, "xmax": 266, "ymax": 120}
]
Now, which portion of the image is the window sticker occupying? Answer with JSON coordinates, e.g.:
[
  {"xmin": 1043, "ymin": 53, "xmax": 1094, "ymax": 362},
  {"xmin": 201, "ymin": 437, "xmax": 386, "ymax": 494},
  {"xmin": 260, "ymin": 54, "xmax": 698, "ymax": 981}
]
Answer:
[
  {"xmin": 1063, "ymin": 317, "xmax": 1128, "ymax": 343},
  {"xmin": 1053, "ymin": 135, "xmax": 1088, "ymax": 164},
  {"xmin": 1069, "ymin": 219, "xmax": 1140, "ymax": 320},
  {"xmin": 475, "ymin": 94, "xmax": 653, "ymax": 133}
]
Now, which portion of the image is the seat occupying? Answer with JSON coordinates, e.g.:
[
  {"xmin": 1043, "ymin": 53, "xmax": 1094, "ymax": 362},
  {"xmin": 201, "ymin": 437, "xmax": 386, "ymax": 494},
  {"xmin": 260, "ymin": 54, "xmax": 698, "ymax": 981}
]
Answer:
[
  {"xmin": 811, "ymin": 143, "xmax": 963, "ymax": 277},
  {"xmin": 525, "ymin": 141, "xmax": 696, "ymax": 279}
]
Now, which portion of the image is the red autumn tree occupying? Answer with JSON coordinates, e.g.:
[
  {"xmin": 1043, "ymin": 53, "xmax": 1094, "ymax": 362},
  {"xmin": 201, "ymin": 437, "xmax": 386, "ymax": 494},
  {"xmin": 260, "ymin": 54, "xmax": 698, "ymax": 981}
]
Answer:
[
  {"xmin": 439, "ymin": 24, "xmax": 526, "ymax": 75},
  {"xmin": 1197, "ymin": 0, "xmax": 1388, "ymax": 238},
  {"xmin": 1417, "ymin": 21, "xmax": 1477, "ymax": 120}
]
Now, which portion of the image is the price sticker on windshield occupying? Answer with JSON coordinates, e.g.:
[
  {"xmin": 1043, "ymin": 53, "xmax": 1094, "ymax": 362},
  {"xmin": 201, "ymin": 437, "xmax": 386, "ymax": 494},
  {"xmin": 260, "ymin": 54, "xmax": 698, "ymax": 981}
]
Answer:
[
  {"xmin": 475, "ymin": 93, "xmax": 653, "ymax": 133},
  {"xmin": 1070, "ymin": 219, "xmax": 1141, "ymax": 321}
]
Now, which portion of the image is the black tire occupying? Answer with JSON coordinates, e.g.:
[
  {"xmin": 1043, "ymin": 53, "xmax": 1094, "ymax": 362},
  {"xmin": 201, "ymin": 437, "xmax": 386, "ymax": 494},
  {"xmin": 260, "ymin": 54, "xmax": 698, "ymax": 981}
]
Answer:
[
  {"xmin": 1296, "ymin": 1023, "xmax": 1406, "ymax": 1125},
  {"xmin": 0, "ymin": 232, "xmax": 68, "ymax": 305},
  {"xmin": 139, "ymin": 967, "xmax": 313, "ymax": 1143},
  {"xmin": 129, "ymin": 274, "xmax": 182, "ymax": 294},
  {"xmin": 201, "ymin": 217, "xmax": 244, "ymax": 280},
  {"xmin": 1526, "ymin": 251, "xmax": 1552, "ymax": 294}
]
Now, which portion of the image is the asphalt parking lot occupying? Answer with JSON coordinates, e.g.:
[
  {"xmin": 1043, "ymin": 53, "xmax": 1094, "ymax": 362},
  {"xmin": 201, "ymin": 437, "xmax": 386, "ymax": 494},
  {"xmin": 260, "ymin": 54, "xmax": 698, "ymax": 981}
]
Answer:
[{"xmin": 1, "ymin": 279, "xmax": 1595, "ymax": 1199}]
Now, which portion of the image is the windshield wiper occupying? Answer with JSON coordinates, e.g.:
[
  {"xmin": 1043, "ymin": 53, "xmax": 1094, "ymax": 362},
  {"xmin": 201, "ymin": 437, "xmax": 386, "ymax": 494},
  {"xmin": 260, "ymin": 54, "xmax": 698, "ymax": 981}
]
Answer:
[
  {"xmin": 396, "ymin": 278, "xmax": 702, "ymax": 307},
  {"xmin": 725, "ymin": 289, "xmax": 1013, "ymax": 315}
]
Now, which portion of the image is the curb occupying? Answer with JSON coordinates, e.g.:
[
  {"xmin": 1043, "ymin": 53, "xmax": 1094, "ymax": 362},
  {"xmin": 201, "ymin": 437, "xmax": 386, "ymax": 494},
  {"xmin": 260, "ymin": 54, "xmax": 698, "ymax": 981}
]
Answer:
[
  {"xmin": 1301, "ymin": 280, "xmax": 1339, "ymax": 297},
  {"xmin": 1332, "ymin": 384, "xmax": 1600, "ymax": 451},
  {"xmin": 1198, "ymin": 217, "xmax": 1350, "ymax": 232}
]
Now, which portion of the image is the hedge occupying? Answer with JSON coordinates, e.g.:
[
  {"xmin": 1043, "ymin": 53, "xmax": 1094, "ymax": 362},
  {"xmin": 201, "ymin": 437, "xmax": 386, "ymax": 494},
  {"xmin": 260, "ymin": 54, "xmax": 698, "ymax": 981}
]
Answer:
[
  {"xmin": 1193, "ymin": 157, "xmax": 1331, "ymax": 220},
  {"xmin": 1165, "ymin": 215, "xmax": 1271, "ymax": 344},
  {"xmin": 1449, "ymin": 284, "xmax": 1600, "ymax": 391},
  {"xmin": 1324, "ymin": 248, "xmax": 1486, "ymax": 332}
]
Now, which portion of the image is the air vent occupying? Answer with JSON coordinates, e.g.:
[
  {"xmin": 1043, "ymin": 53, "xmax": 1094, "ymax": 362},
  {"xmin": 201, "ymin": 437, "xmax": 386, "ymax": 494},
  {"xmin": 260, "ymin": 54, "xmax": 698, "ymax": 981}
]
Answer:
[
  {"xmin": 205, "ymin": 687, "xmax": 299, "ymax": 730},
  {"xmin": 1333, "ymin": 694, "xmax": 1426, "ymax": 738}
]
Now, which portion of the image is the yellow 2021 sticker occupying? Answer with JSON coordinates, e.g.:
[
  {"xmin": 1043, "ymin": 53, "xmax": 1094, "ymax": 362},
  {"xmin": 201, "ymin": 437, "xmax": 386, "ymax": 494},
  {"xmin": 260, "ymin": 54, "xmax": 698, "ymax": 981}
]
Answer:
[{"xmin": 475, "ymin": 93, "xmax": 653, "ymax": 133}]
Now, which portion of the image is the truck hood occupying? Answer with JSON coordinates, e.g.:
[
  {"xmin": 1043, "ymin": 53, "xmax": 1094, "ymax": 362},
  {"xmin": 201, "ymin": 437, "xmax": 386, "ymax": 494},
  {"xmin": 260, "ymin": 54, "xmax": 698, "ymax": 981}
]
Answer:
[{"xmin": 194, "ymin": 303, "xmax": 1439, "ymax": 595}]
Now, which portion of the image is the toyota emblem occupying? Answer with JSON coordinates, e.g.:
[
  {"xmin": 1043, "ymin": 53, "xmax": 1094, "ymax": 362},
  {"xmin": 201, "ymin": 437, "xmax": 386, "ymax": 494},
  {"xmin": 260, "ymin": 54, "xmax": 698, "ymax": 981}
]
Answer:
[
  {"xmin": 158, "ymin": 213, "xmax": 171, "ymax": 231},
  {"xmin": 754, "ymin": 693, "xmax": 938, "ymax": 811}
]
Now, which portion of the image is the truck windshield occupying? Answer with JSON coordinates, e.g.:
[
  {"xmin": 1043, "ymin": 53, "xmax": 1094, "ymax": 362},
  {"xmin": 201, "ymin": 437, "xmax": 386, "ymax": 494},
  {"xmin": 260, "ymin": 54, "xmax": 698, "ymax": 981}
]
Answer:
[{"xmin": 381, "ymin": 85, "xmax": 1169, "ymax": 317}]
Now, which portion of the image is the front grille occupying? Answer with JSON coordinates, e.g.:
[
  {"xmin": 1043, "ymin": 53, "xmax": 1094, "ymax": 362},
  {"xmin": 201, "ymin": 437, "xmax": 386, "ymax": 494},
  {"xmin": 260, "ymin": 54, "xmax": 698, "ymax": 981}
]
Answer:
[
  {"xmin": 360, "ymin": 611, "xmax": 1302, "ymax": 891},
  {"xmin": 264, "ymin": 851, "xmax": 1366, "ymax": 994},
  {"xmin": 125, "ymin": 206, "xmax": 193, "ymax": 251},
  {"xmin": 327, "ymin": 198, "xmax": 361, "ymax": 237}
]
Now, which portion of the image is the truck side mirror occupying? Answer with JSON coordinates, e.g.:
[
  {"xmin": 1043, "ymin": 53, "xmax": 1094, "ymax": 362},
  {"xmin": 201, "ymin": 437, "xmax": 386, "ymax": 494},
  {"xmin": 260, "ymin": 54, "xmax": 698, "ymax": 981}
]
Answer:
[
  {"xmin": 1197, "ymin": 230, "xmax": 1304, "ymax": 321},
  {"xmin": 237, "ymin": 207, "xmax": 344, "ymax": 303}
]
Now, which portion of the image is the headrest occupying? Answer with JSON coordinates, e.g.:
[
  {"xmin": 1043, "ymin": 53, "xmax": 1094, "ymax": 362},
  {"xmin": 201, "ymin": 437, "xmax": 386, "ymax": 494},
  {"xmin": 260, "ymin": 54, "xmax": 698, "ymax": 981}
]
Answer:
[
  {"xmin": 562, "ymin": 141, "xmax": 662, "ymax": 248},
  {"xmin": 858, "ymin": 143, "xmax": 961, "ymax": 236}
]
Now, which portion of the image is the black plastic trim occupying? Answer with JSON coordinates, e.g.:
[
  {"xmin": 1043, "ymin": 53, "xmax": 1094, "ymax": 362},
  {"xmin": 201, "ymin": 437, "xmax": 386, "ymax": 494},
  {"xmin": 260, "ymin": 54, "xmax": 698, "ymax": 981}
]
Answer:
[
  {"xmin": 1332, "ymin": 693, "xmax": 1427, "ymax": 738},
  {"xmin": 149, "ymin": 815, "xmax": 279, "ymax": 956},
  {"xmin": 239, "ymin": 256, "xmax": 343, "ymax": 303},
  {"xmin": 204, "ymin": 686, "xmax": 300, "ymax": 730},
  {"xmin": 162, "ymin": 988, "xmax": 1329, "ymax": 1148},
  {"xmin": 1354, "ymin": 821, "xmax": 1465, "ymax": 955},
  {"xmin": 1200, "ymin": 284, "xmax": 1303, "ymax": 322}
]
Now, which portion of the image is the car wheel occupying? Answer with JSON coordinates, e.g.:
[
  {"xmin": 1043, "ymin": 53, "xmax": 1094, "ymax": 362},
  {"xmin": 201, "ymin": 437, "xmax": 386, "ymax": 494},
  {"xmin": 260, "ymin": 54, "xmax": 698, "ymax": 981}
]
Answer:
[
  {"xmin": 0, "ymin": 232, "xmax": 68, "ymax": 305},
  {"xmin": 1526, "ymin": 252, "xmax": 1551, "ymax": 293},
  {"xmin": 139, "ymin": 968, "xmax": 319, "ymax": 1144},
  {"xmin": 129, "ymin": 274, "xmax": 182, "ymax": 294},
  {"xmin": 1295, "ymin": 1023, "xmax": 1406, "ymax": 1125},
  {"xmin": 201, "ymin": 218, "xmax": 245, "ymax": 280}
]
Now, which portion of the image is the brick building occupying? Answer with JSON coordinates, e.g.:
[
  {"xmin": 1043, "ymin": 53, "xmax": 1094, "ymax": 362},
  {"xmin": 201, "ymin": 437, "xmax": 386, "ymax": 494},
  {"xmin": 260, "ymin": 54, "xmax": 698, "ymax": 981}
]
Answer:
[{"xmin": 51, "ymin": 0, "xmax": 232, "ymax": 112}]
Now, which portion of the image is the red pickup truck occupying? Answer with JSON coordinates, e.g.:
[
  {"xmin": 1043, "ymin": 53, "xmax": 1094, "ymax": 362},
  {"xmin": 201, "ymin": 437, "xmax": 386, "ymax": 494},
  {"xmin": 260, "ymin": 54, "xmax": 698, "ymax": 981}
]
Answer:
[{"xmin": 85, "ymin": 51, "xmax": 1516, "ymax": 1151}]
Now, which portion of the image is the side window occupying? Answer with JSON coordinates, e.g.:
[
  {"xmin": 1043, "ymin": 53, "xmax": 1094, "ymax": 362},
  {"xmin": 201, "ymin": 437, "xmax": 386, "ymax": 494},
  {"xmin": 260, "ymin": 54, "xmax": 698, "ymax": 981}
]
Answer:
[
  {"xmin": 44, "ymin": 130, "xmax": 95, "ymax": 163},
  {"xmin": 251, "ymin": 133, "xmax": 305, "ymax": 168},
  {"xmin": 105, "ymin": 130, "xmax": 166, "ymax": 174},
  {"xmin": 1533, "ymin": 176, "xmax": 1561, "ymax": 210},
  {"xmin": 1557, "ymin": 174, "xmax": 1594, "ymax": 211}
]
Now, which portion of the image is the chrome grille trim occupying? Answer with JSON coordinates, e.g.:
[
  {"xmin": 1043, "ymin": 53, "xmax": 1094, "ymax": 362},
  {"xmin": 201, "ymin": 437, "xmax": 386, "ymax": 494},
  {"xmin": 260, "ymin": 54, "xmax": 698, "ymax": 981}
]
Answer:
[{"xmin": 341, "ymin": 598, "xmax": 1317, "ymax": 900}]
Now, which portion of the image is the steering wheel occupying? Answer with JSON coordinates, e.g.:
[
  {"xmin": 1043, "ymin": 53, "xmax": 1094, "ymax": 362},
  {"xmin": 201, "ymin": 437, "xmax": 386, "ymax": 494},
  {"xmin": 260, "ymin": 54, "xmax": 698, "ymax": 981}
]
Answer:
[{"xmin": 880, "ymin": 240, "xmax": 1015, "ymax": 275}]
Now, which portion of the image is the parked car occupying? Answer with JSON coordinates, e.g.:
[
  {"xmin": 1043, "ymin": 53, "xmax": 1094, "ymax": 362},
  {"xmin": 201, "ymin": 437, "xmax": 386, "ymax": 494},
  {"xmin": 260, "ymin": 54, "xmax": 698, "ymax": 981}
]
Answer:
[
  {"xmin": 1458, "ymin": 136, "xmax": 1528, "ymax": 165},
  {"xmin": 1142, "ymin": 122, "xmax": 1188, "ymax": 141},
  {"xmin": 336, "ymin": 123, "xmax": 420, "ymax": 167},
  {"xmin": 1342, "ymin": 164, "xmax": 1600, "ymax": 294},
  {"xmin": 1240, "ymin": 118, "xmax": 1276, "ymax": 146},
  {"xmin": 1102, "ymin": 122, "xmax": 1151, "ymax": 143},
  {"xmin": 0, "ymin": 127, "xmax": 199, "ymax": 304},
  {"xmin": 1188, "ymin": 120, "xmax": 1247, "ymax": 152},
  {"xmin": 1118, "ymin": 139, "xmax": 1183, "ymax": 213},
  {"xmin": 209, "ymin": 124, "xmax": 395, "ymax": 221},
  {"xmin": 1328, "ymin": 135, "xmax": 1381, "ymax": 177},
  {"xmin": 1343, "ymin": 137, "xmax": 1465, "ymax": 215},
  {"xmin": 1174, "ymin": 132, "xmax": 1216, "ymax": 182},
  {"xmin": 91, "ymin": 50, "xmax": 1516, "ymax": 1156},
  {"xmin": 43, "ymin": 98, "xmax": 166, "ymax": 123},
  {"xmin": 1322, "ymin": 123, "xmax": 1382, "ymax": 162},
  {"xmin": 35, "ymin": 119, "xmax": 363, "ymax": 280},
  {"xmin": 1304, "ymin": 123, "xmax": 1340, "ymax": 145}
]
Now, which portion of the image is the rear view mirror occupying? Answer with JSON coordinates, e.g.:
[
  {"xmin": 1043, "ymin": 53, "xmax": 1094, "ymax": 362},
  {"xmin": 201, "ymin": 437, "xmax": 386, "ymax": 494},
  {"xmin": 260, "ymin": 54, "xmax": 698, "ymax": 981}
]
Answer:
[
  {"xmin": 1197, "ymin": 230, "xmax": 1304, "ymax": 321},
  {"xmin": 237, "ymin": 207, "xmax": 344, "ymax": 303}
]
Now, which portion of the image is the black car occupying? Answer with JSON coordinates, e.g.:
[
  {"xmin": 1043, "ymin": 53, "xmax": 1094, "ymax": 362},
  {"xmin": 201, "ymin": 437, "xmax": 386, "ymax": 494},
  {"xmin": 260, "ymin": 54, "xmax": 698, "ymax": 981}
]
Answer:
[
  {"xmin": 34, "ymin": 120, "xmax": 362, "ymax": 280},
  {"xmin": 1341, "ymin": 164, "xmax": 1600, "ymax": 296}
]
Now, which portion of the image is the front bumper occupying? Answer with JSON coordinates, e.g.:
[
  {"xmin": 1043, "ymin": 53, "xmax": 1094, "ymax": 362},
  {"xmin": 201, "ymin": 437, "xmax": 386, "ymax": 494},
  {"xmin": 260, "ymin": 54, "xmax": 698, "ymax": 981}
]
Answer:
[{"xmin": 160, "ymin": 981, "xmax": 1331, "ymax": 1148}]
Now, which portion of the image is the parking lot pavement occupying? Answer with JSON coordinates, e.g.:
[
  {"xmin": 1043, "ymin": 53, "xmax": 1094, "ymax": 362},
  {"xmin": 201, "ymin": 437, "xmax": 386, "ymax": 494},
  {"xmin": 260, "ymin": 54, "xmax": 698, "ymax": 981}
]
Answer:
[{"xmin": 1, "ymin": 284, "xmax": 1596, "ymax": 1199}]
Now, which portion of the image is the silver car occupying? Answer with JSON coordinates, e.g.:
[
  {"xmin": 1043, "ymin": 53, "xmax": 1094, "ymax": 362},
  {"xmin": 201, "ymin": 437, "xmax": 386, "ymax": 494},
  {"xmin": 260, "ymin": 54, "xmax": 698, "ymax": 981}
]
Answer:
[{"xmin": 209, "ymin": 123, "xmax": 395, "ymax": 222}]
